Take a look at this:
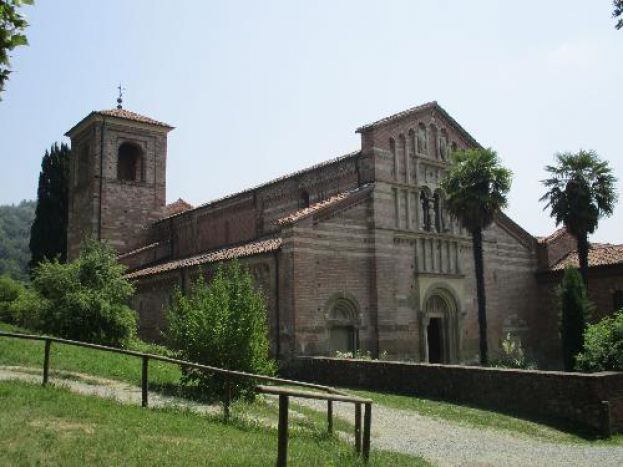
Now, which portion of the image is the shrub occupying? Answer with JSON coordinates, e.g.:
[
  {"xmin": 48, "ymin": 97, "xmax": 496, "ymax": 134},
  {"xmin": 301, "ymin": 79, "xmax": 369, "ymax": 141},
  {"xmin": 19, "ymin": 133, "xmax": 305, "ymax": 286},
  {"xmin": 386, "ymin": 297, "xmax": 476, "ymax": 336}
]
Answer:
[
  {"xmin": 166, "ymin": 260, "xmax": 276, "ymax": 401},
  {"xmin": 0, "ymin": 274, "xmax": 43, "ymax": 328},
  {"xmin": 576, "ymin": 310, "xmax": 623, "ymax": 372},
  {"xmin": 490, "ymin": 333, "xmax": 536, "ymax": 369},
  {"xmin": 559, "ymin": 267, "xmax": 593, "ymax": 371},
  {"xmin": 32, "ymin": 238, "xmax": 137, "ymax": 347},
  {"xmin": 0, "ymin": 274, "xmax": 25, "ymax": 322}
]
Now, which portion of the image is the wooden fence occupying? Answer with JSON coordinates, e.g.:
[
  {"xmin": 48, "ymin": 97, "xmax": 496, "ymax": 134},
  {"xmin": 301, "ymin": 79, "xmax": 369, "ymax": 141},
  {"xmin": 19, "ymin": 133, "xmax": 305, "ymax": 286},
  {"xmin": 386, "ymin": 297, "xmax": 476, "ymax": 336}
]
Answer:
[{"xmin": 0, "ymin": 331, "xmax": 372, "ymax": 465}]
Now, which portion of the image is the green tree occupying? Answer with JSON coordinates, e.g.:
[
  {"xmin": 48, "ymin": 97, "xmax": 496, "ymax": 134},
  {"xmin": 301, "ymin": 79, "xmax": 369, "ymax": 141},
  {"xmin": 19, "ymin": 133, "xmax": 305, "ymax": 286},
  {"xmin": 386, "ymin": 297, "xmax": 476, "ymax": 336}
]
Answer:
[
  {"xmin": 441, "ymin": 147, "xmax": 512, "ymax": 365},
  {"xmin": 166, "ymin": 260, "xmax": 276, "ymax": 401},
  {"xmin": 0, "ymin": 0, "xmax": 33, "ymax": 98},
  {"xmin": 0, "ymin": 199, "xmax": 35, "ymax": 280},
  {"xmin": 614, "ymin": 0, "xmax": 623, "ymax": 30},
  {"xmin": 559, "ymin": 267, "xmax": 593, "ymax": 371},
  {"xmin": 540, "ymin": 150, "xmax": 617, "ymax": 284},
  {"xmin": 29, "ymin": 143, "xmax": 70, "ymax": 269},
  {"xmin": 33, "ymin": 238, "xmax": 137, "ymax": 347},
  {"xmin": 576, "ymin": 310, "xmax": 623, "ymax": 372}
]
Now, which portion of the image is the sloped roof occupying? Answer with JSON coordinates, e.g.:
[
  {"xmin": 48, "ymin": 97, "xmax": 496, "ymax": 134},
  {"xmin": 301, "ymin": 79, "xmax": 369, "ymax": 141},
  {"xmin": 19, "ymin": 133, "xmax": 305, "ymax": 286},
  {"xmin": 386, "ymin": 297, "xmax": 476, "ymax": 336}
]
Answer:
[
  {"xmin": 355, "ymin": 101, "xmax": 480, "ymax": 147},
  {"xmin": 157, "ymin": 151, "xmax": 361, "ymax": 222},
  {"xmin": 536, "ymin": 227, "xmax": 568, "ymax": 244},
  {"xmin": 163, "ymin": 198, "xmax": 193, "ymax": 217},
  {"xmin": 118, "ymin": 242, "xmax": 160, "ymax": 260},
  {"xmin": 276, "ymin": 184, "xmax": 373, "ymax": 226},
  {"xmin": 126, "ymin": 237, "xmax": 282, "ymax": 279},
  {"xmin": 551, "ymin": 244, "xmax": 623, "ymax": 271},
  {"xmin": 65, "ymin": 108, "xmax": 173, "ymax": 136}
]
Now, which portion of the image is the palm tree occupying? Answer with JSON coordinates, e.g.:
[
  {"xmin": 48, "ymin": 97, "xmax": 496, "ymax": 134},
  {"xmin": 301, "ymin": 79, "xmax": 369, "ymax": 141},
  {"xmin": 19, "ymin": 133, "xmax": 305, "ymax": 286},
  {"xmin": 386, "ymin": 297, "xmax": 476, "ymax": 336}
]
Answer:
[
  {"xmin": 540, "ymin": 150, "xmax": 617, "ymax": 285},
  {"xmin": 441, "ymin": 148, "xmax": 512, "ymax": 365}
]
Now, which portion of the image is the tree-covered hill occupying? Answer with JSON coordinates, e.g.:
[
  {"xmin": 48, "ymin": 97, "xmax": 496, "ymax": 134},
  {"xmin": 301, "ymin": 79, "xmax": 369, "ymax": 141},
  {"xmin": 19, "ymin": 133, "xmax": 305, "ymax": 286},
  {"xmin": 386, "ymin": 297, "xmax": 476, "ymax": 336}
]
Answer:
[{"xmin": 0, "ymin": 200, "xmax": 35, "ymax": 280}]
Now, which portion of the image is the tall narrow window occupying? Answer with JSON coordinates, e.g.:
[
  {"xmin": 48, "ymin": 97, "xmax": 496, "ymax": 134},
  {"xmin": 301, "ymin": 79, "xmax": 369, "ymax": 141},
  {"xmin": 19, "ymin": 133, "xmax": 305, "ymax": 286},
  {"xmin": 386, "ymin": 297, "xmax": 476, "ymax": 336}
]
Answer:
[
  {"xmin": 389, "ymin": 137, "xmax": 397, "ymax": 178},
  {"xmin": 117, "ymin": 142, "xmax": 144, "ymax": 182},
  {"xmin": 300, "ymin": 190, "xmax": 310, "ymax": 208},
  {"xmin": 439, "ymin": 129, "xmax": 449, "ymax": 160},
  {"xmin": 420, "ymin": 190, "xmax": 431, "ymax": 231},
  {"xmin": 434, "ymin": 191, "xmax": 444, "ymax": 232}
]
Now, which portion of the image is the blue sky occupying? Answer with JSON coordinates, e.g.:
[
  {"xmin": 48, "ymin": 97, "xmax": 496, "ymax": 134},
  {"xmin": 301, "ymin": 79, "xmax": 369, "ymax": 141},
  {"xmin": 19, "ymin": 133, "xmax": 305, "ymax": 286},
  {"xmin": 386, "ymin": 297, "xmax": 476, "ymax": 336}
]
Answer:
[{"xmin": 0, "ymin": 1, "xmax": 621, "ymax": 242}]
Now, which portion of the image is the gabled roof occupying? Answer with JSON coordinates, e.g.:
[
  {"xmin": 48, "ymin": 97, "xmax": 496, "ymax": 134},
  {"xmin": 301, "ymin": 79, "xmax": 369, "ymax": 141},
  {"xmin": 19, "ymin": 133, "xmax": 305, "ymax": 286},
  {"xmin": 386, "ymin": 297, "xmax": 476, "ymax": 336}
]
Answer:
[
  {"xmin": 536, "ymin": 227, "xmax": 568, "ymax": 244},
  {"xmin": 126, "ymin": 237, "xmax": 282, "ymax": 279},
  {"xmin": 163, "ymin": 198, "xmax": 193, "ymax": 218},
  {"xmin": 355, "ymin": 101, "xmax": 481, "ymax": 147},
  {"xmin": 494, "ymin": 211, "xmax": 537, "ymax": 250},
  {"xmin": 65, "ymin": 108, "xmax": 173, "ymax": 136},
  {"xmin": 551, "ymin": 244, "xmax": 623, "ymax": 271}
]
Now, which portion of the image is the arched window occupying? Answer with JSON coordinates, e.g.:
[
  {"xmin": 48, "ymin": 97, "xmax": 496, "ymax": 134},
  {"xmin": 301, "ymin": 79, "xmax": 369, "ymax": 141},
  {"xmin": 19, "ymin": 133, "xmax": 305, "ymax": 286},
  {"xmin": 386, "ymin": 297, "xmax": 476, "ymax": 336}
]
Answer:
[
  {"xmin": 434, "ymin": 191, "xmax": 444, "ymax": 233},
  {"xmin": 398, "ymin": 134, "xmax": 407, "ymax": 181},
  {"xmin": 327, "ymin": 296, "xmax": 359, "ymax": 354},
  {"xmin": 439, "ymin": 129, "xmax": 449, "ymax": 160},
  {"xmin": 420, "ymin": 189, "xmax": 432, "ymax": 231},
  {"xmin": 408, "ymin": 129, "xmax": 416, "ymax": 157},
  {"xmin": 429, "ymin": 125, "xmax": 438, "ymax": 159},
  {"xmin": 389, "ymin": 137, "xmax": 397, "ymax": 178},
  {"xmin": 117, "ymin": 142, "xmax": 144, "ymax": 182},
  {"xmin": 300, "ymin": 190, "xmax": 310, "ymax": 208},
  {"xmin": 417, "ymin": 123, "xmax": 427, "ymax": 154}
]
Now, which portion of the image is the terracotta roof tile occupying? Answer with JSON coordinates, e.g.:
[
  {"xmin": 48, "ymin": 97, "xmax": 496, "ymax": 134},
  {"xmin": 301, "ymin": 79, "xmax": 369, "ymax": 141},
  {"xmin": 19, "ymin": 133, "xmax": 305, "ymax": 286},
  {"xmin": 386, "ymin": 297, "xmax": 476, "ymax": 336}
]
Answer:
[
  {"xmin": 163, "ymin": 198, "xmax": 193, "ymax": 217},
  {"xmin": 551, "ymin": 244, "xmax": 623, "ymax": 270},
  {"xmin": 355, "ymin": 101, "xmax": 480, "ymax": 147},
  {"xmin": 96, "ymin": 108, "xmax": 173, "ymax": 128},
  {"xmin": 126, "ymin": 237, "xmax": 282, "ymax": 279},
  {"xmin": 276, "ymin": 184, "xmax": 373, "ymax": 226},
  {"xmin": 118, "ymin": 242, "xmax": 160, "ymax": 260}
]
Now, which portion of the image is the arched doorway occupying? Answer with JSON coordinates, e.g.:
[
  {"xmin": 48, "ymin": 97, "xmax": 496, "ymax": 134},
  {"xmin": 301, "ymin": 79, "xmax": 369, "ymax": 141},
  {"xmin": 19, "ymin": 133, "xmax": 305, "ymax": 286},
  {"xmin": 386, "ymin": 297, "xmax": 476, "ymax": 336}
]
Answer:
[
  {"xmin": 325, "ymin": 295, "xmax": 360, "ymax": 354},
  {"xmin": 422, "ymin": 289, "xmax": 459, "ymax": 363}
]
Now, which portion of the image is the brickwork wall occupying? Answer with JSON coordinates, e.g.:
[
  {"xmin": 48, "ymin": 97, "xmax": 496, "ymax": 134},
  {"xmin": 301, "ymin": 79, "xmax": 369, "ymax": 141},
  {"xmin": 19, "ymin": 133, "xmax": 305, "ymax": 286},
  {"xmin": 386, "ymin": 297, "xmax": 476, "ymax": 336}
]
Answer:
[{"xmin": 283, "ymin": 357, "xmax": 623, "ymax": 436}]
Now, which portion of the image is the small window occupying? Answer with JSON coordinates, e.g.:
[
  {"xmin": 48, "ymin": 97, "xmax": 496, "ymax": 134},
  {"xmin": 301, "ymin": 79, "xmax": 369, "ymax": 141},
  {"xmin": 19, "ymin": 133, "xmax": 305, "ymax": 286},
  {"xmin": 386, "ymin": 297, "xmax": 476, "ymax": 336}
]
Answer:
[
  {"xmin": 614, "ymin": 290, "xmax": 623, "ymax": 312},
  {"xmin": 117, "ymin": 142, "xmax": 144, "ymax": 182}
]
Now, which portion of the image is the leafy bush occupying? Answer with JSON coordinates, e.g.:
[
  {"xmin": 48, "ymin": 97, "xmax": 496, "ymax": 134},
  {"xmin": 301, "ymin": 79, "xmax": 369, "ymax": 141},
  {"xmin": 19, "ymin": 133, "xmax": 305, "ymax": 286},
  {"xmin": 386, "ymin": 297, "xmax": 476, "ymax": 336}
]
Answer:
[
  {"xmin": 576, "ymin": 310, "xmax": 623, "ymax": 372},
  {"xmin": 490, "ymin": 333, "xmax": 536, "ymax": 369},
  {"xmin": 0, "ymin": 274, "xmax": 42, "ymax": 328},
  {"xmin": 166, "ymin": 260, "xmax": 276, "ymax": 401},
  {"xmin": 32, "ymin": 239, "xmax": 137, "ymax": 347},
  {"xmin": 559, "ymin": 267, "xmax": 593, "ymax": 371}
]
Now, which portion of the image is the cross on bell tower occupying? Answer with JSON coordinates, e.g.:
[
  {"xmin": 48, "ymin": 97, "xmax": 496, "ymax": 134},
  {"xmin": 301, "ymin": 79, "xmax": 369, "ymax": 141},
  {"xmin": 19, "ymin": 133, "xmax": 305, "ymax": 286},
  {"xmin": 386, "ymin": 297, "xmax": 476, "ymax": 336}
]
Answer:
[{"xmin": 117, "ymin": 84, "xmax": 125, "ymax": 109}]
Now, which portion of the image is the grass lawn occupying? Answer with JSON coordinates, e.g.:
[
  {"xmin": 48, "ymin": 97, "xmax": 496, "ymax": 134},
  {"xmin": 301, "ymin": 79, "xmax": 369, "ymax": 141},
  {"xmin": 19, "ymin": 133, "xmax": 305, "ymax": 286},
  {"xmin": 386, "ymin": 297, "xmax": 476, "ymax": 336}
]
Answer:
[
  {"xmin": 0, "ymin": 322, "xmax": 181, "ymax": 388},
  {"xmin": 0, "ymin": 381, "xmax": 427, "ymax": 466},
  {"xmin": 347, "ymin": 387, "xmax": 623, "ymax": 446}
]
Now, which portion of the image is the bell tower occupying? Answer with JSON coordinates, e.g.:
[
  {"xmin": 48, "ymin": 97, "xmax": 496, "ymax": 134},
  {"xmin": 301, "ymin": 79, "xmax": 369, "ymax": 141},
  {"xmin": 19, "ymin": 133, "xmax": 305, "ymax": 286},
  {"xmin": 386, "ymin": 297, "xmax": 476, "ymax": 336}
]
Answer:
[{"xmin": 65, "ymin": 106, "xmax": 173, "ymax": 259}]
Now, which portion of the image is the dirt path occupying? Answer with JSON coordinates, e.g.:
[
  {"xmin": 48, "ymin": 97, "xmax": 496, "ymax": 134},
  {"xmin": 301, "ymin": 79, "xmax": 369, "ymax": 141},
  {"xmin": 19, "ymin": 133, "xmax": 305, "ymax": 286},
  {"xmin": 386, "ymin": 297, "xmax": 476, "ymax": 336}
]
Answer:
[
  {"xmin": 3, "ymin": 365, "xmax": 623, "ymax": 466},
  {"xmin": 297, "ymin": 397, "xmax": 623, "ymax": 467}
]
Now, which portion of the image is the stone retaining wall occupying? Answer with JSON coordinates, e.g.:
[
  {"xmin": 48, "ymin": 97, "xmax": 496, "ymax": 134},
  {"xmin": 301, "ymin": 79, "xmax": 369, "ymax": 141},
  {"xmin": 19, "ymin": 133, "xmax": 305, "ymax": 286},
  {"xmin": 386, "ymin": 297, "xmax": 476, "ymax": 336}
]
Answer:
[{"xmin": 282, "ymin": 357, "xmax": 623, "ymax": 436}]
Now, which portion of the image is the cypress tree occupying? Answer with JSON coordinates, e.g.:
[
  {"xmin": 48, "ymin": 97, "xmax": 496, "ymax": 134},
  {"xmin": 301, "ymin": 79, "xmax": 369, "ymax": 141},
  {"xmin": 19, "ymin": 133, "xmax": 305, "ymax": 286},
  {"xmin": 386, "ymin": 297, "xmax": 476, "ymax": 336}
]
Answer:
[
  {"xmin": 559, "ymin": 266, "xmax": 593, "ymax": 371},
  {"xmin": 29, "ymin": 142, "xmax": 70, "ymax": 269}
]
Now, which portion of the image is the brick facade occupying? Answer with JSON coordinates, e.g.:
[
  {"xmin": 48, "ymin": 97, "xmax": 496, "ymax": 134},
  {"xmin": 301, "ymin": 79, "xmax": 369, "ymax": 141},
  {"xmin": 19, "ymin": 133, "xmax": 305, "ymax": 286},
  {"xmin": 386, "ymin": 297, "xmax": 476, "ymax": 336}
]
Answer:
[{"xmin": 65, "ymin": 102, "xmax": 621, "ymax": 368}]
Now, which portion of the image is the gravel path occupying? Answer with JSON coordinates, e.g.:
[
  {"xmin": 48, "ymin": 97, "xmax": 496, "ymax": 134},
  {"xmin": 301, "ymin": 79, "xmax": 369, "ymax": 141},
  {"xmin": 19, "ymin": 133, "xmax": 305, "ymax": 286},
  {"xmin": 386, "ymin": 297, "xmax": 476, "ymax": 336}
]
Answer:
[
  {"xmin": 297, "ymin": 397, "xmax": 623, "ymax": 467},
  {"xmin": 3, "ymin": 365, "xmax": 623, "ymax": 466}
]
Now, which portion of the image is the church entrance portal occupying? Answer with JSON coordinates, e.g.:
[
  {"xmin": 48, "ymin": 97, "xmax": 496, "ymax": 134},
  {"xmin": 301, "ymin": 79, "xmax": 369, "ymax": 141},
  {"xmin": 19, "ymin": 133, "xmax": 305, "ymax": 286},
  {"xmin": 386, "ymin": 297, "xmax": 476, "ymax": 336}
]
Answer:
[{"xmin": 427, "ymin": 317, "xmax": 443, "ymax": 363}]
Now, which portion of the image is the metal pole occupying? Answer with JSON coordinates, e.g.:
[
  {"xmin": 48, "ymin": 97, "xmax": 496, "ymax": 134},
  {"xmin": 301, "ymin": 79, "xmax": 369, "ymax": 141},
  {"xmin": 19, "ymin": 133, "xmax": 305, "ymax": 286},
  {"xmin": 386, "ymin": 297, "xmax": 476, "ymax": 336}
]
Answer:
[
  {"xmin": 43, "ymin": 339, "xmax": 51, "ymax": 386},
  {"xmin": 327, "ymin": 400, "xmax": 333, "ymax": 434},
  {"xmin": 355, "ymin": 402, "xmax": 362, "ymax": 454},
  {"xmin": 277, "ymin": 394, "xmax": 289, "ymax": 467},
  {"xmin": 363, "ymin": 403, "xmax": 372, "ymax": 461},
  {"xmin": 141, "ymin": 356, "xmax": 149, "ymax": 407}
]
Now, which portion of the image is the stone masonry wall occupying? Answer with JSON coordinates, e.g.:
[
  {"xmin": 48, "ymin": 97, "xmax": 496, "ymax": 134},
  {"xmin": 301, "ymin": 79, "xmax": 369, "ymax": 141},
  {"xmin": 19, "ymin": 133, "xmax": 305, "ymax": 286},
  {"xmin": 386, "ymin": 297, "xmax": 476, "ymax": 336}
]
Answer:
[{"xmin": 284, "ymin": 357, "xmax": 623, "ymax": 436}]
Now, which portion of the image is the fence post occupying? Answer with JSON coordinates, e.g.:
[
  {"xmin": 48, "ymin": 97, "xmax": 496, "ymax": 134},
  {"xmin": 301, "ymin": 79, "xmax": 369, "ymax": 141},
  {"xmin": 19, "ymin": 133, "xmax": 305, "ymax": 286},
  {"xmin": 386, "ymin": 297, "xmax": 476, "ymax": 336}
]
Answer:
[
  {"xmin": 42, "ymin": 339, "xmax": 51, "ymax": 386},
  {"xmin": 355, "ymin": 402, "xmax": 362, "ymax": 454},
  {"xmin": 277, "ymin": 394, "xmax": 289, "ymax": 467},
  {"xmin": 600, "ymin": 400, "xmax": 612, "ymax": 438},
  {"xmin": 223, "ymin": 380, "xmax": 231, "ymax": 423},
  {"xmin": 363, "ymin": 402, "xmax": 372, "ymax": 461},
  {"xmin": 327, "ymin": 400, "xmax": 333, "ymax": 434},
  {"xmin": 141, "ymin": 356, "xmax": 149, "ymax": 408}
]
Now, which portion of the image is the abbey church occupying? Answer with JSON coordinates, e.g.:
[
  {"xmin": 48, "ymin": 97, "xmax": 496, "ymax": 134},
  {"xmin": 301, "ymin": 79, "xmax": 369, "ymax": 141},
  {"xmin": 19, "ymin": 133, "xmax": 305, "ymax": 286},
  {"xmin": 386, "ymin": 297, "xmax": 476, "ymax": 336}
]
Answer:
[{"xmin": 64, "ymin": 102, "xmax": 623, "ymax": 367}]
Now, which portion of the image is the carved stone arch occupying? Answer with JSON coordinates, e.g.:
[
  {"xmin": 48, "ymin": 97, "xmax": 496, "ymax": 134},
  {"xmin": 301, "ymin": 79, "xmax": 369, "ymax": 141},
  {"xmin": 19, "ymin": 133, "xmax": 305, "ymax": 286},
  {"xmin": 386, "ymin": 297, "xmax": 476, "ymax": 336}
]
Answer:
[
  {"xmin": 324, "ymin": 293, "xmax": 361, "ymax": 354},
  {"xmin": 420, "ymin": 285, "xmax": 461, "ymax": 363}
]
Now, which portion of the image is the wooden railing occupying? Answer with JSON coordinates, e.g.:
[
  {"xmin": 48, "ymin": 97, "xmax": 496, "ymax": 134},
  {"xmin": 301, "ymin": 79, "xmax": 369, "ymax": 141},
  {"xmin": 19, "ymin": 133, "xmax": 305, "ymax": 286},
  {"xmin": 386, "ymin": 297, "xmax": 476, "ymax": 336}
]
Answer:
[{"xmin": 0, "ymin": 330, "xmax": 372, "ymax": 465}]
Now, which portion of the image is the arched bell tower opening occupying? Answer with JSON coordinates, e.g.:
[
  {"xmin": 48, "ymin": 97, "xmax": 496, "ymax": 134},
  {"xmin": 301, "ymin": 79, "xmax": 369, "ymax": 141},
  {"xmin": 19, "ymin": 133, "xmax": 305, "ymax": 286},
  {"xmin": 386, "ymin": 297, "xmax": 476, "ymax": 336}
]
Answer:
[
  {"xmin": 421, "ymin": 287, "xmax": 460, "ymax": 363},
  {"xmin": 117, "ymin": 142, "xmax": 144, "ymax": 182}
]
